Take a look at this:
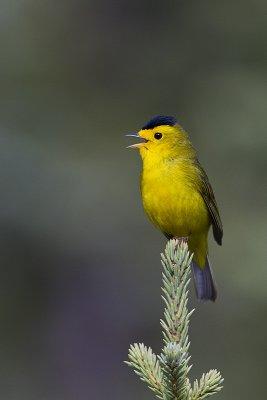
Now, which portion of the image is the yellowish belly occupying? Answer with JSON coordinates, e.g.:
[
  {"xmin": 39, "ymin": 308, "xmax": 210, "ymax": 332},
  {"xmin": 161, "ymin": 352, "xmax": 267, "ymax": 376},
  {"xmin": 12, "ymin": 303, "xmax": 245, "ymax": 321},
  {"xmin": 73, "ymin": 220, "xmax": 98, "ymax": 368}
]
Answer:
[{"xmin": 141, "ymin": 167, "xmax": 210, "ymax": 238}]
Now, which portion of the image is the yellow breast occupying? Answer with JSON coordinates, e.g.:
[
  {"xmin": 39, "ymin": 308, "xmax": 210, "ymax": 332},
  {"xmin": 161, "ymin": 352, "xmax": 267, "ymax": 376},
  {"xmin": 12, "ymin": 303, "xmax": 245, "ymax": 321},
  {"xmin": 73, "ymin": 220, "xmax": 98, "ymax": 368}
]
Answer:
[{"xmin": 141, "ymin": 158, "xmax": 210, "ymax": 238}]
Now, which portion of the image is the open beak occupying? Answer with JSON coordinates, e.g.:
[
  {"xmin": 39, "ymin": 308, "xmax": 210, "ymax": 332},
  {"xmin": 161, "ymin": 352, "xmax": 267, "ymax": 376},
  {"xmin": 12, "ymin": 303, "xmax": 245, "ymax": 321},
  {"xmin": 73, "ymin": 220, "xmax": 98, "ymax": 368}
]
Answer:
[{"xmin": 126, "ymin": 133, "xmax": 148, "ymax": 149}]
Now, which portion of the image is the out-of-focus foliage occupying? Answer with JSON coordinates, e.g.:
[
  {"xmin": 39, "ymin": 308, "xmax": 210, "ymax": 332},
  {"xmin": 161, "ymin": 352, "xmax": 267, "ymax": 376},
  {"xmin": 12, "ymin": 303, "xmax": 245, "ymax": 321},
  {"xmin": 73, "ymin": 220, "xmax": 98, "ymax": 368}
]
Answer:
[{"xmin": 0, "ymin": 1, "xmax": 266, "ymax": 400}]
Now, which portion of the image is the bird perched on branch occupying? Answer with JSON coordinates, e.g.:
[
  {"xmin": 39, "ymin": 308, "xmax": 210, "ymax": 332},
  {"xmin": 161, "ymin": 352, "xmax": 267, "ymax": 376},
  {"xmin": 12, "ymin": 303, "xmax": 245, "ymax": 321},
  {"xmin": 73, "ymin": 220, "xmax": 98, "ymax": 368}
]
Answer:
[{"xmin": 127, "ymin": 115, "xmax": 223, "ymax": 301}]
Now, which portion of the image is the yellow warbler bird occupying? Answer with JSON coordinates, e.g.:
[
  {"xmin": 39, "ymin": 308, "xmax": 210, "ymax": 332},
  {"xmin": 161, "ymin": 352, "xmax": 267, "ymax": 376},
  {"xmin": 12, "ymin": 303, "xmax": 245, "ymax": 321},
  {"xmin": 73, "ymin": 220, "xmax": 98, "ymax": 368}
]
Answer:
[{"xmin": 127, "ymin": 115, "xmax": 223, "ymax": 301}]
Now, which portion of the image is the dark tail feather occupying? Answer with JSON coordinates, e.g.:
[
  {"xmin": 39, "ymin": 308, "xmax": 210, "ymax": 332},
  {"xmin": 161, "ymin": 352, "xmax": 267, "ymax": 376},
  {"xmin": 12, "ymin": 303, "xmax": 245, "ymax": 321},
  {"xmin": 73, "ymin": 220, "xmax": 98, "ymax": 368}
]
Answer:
[{"xmin": 192, "ymin": 258, "xmax": 217, "ymax": 302}]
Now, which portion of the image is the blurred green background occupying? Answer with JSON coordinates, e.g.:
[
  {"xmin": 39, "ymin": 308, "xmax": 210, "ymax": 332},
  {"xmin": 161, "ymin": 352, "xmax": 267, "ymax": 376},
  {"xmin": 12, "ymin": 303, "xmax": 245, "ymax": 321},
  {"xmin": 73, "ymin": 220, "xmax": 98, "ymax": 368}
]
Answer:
[{"xmin": 0, "ymin": 1, "xmax": 266, "ymax": 399}]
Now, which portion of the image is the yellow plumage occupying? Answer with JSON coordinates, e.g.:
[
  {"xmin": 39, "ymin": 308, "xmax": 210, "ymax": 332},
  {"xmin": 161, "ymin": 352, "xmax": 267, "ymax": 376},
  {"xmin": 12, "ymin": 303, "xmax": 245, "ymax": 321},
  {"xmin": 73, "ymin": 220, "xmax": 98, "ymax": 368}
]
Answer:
[{"xmin": 128, "ymin": 116, "xmax": 223, "ymax": 301}]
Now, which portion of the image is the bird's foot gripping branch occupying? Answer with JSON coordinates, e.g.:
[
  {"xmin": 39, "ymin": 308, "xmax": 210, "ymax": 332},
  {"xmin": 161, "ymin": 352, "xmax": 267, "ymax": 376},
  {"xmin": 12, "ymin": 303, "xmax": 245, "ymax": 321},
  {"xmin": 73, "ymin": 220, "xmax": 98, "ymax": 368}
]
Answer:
[{"xmin": 126, "ymin": 239, "xmax": 223, "ymax": 399}]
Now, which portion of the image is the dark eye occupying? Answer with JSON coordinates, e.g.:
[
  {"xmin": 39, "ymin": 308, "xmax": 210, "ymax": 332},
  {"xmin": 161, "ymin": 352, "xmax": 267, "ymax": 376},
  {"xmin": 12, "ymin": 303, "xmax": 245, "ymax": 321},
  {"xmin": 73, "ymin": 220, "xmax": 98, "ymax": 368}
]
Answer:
[{"xmin": 154, "ymin": 132, "xmax": 162, "ymax": 140}]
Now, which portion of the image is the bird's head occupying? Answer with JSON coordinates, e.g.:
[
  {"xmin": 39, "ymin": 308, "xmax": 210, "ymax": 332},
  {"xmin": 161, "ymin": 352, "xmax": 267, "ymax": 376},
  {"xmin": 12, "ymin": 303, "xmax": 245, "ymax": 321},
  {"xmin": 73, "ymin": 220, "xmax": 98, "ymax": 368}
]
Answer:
[{"xmin": 127, "ymin": 115, "xmax": 192, "ymax": 161}]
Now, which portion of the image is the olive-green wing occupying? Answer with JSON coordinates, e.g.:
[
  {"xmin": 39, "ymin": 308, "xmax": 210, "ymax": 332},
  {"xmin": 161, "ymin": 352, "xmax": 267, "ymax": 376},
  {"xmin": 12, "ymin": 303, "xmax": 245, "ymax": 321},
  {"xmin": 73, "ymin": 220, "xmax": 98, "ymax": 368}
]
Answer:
[{"xmin": 197, "ymin": 162, "xmax": 223, "ymax": 245}]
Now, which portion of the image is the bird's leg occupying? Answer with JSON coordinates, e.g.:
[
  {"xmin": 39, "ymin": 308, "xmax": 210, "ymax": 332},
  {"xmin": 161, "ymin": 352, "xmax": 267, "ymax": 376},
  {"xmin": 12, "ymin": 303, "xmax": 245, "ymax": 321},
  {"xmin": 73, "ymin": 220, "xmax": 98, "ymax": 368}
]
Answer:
[{"xmin": 175, "ymin": 236, "xmax": 189, "ymax": 245}]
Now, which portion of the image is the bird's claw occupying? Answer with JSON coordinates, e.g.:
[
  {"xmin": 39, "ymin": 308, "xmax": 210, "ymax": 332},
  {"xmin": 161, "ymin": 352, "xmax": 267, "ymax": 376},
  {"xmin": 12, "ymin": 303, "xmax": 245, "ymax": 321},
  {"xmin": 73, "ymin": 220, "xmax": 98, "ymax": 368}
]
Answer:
[{"xmin": 175, "ymin": 236, "xmax": 189, "ymax": 245}]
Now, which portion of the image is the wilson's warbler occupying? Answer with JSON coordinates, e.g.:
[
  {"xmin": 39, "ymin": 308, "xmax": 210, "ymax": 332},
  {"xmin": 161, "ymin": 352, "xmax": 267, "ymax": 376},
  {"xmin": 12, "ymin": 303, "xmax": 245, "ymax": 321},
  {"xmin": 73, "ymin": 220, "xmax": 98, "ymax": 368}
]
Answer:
[{"xmin": 128, "ymin": 115, "xmax": 223, "ymax": 301}]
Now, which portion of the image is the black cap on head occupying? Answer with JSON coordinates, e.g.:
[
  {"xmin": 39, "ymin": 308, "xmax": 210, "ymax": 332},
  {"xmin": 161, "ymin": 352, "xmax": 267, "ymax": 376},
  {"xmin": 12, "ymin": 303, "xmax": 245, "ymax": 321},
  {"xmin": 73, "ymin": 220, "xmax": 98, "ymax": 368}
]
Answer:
[{"xmin": 142, "ymin": 115, "xmax": 177, "ymax": 130}]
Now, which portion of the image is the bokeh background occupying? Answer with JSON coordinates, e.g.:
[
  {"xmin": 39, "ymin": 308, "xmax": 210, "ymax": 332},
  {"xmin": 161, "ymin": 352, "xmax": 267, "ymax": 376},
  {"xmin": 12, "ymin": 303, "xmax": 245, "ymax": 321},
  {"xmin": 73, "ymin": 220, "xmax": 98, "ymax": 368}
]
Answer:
[{"xmin": 0, "ymin": 1, "xmax": 266, "ymax": 399}]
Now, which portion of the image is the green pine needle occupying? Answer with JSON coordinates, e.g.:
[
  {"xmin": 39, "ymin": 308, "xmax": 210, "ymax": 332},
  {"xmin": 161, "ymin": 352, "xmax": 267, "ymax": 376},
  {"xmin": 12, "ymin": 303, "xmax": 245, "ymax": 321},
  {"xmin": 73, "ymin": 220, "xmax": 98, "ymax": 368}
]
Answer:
[
  {"xmin": 126, "ymin": 239, "xmax": 224, "ymax": 399},
  {"xmin": 126, "ymin": 343, "xmax": 165, "ymax": 398},
  {"xmin": 190, "ymin": 370, "xmax": 224, "ymax": 399}
]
